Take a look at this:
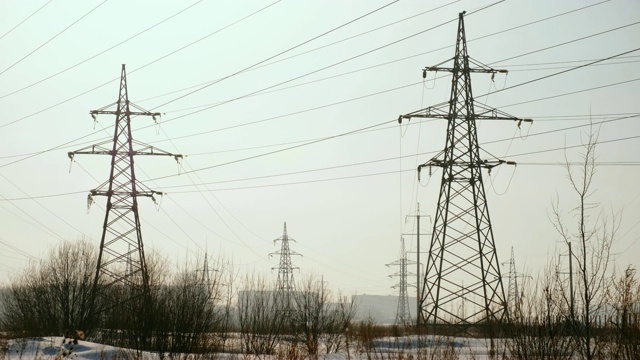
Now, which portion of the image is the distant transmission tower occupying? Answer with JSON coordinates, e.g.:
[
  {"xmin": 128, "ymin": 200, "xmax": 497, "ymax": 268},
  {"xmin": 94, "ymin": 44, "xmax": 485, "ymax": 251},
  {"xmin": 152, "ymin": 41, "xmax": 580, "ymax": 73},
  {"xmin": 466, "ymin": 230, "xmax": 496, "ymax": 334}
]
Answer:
[
  {"xmin": 387, "ymin": 238, "xmax": 415, "ymax": 326},
  {"xmin": 270, "ymin": 222, "xmax": 301, "ymax": 308},
  {"xmin": 398, "ymin": 12, "xmax": 531, "ymax": 327},
  {"xmin": 69, "ymin": 64, "xmax": 182, "ymax": 332},
  {"xmin": 503, "ymin": 247, "xmax": 520, "ymax": 318}
]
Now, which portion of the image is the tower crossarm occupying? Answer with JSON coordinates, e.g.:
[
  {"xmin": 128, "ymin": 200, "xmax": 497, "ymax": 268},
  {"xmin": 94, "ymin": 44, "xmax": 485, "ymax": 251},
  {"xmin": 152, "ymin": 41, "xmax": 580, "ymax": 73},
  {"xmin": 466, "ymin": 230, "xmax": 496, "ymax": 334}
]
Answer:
[
  {"xmin": 87, "ymin": 188, "xmax": 164, "ymax": 198},
  {"xmin": 398, "ymin": 103, "xmax": 532, "ymax": 124},
  {"xmin": 419, "ymin": 158, "xmax": 516, "ymax": 172},
  {"xmin": 69, "ymin": 140, "xmax": 183, "ymax": 160},
  {"xmin": 91, "ymin": 109, "xmax": 161, "ymax": 118},
  {"xmin": 90, "ymin": 100, "xmax": 161, "ymax": 121},
  {"xmin": 422, "ymin": 65, "xmax": 507, "ymax": 76}
]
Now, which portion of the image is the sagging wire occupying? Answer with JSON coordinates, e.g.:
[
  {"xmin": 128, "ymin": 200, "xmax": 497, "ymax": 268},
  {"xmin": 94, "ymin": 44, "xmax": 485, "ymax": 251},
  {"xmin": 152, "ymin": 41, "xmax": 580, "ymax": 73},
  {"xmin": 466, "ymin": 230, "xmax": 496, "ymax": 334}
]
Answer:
[
  {"xmin": 418, "ymin": 164, "xmax": 434, "ymax": 188},
  {"xmin": 488, "ymin": 162, "xmax": 517, "ymax": 196},
  {"xmin": 491, "ymin": 71, "xmax": 509, "ymax": 91},
  {"xmin": 481, "ymin": 71, "xmax": 509, "ymax": 114},
  {"xmin": 484, "ymin": 124, "xmax": 522, "ymax": 196},
  {"xmin": 518, "ymin": 118, "xmax": 534, "ymax": 140},
  {"xmin": 423, "ymin": 70, "xmax": 437, "ymax": 90}
]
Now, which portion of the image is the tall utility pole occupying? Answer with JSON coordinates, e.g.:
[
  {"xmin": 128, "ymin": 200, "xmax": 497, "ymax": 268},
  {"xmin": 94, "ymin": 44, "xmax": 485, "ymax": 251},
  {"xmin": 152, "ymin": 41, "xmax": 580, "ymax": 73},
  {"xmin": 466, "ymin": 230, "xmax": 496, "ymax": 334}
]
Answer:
[
  {"xmin": 69, "ymin": 64, "xmax": 182, "ymax": 333},
  {"xmin": 559, "ymin": 242, "xmax": 575, "ymax": 321},
  {"xmin": 398, "ymin": 12, "xmax": 531, "ymax": 327},
  {"xmin": 270, "ymin": 222, "xmax": 301, "ymax": 310},
  {"xmin": 404, "ymin": 203, "xmax": 431, "ymax": 325},
  {"xmin": 387, "ymin": 238, "xmax": 416, "ymax": 326},
  {"xmin": 568, "ymin": 242, "xmax": 575, "ymax": 322}
]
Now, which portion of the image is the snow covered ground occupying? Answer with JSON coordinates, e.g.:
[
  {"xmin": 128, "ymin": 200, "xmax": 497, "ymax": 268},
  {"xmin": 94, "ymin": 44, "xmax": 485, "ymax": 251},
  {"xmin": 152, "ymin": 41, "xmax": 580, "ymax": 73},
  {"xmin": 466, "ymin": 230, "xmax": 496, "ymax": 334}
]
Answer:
[{"xmin": 0, "ymin": 335, "xmax": 504, "ymax": 360}]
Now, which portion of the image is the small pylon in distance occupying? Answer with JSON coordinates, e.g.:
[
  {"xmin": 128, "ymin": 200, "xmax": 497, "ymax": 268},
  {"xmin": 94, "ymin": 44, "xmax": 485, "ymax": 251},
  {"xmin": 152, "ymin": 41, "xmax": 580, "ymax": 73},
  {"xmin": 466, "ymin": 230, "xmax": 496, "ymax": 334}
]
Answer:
[
  {"xmin": 269, "ymin": 222, "xmax": 302, "ymax": 311},
  {"xmin": 387, "ymin": 237, "xmax": 416, "ymax": 326}
]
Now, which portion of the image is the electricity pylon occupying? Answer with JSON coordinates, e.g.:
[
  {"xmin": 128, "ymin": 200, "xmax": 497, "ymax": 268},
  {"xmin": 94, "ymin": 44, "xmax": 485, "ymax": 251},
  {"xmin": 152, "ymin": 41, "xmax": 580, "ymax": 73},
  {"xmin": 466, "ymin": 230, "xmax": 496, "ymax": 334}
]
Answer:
[
  {"xmin": 503, "ymin": 247, "xmax": 520, "ymax": 318},
  {"xmin": 69, "ymin": 64, "xmax": 182, "ymax": 333},
  {"xmin": 270, "ymin": 222, "xmax": 301, "ymax": 310},
  {"xmin": 387, "ymin": 238, "xmax": 415, "ymax": 326},
  {"xmin": 398, "ymin": 12, "xmax": 531, "ymax": 327}
]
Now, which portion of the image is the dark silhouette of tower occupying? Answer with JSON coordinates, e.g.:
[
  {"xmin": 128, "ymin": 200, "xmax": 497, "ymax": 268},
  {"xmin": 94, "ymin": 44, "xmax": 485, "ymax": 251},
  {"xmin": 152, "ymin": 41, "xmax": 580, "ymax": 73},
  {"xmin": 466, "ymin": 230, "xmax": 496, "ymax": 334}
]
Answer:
[
  {"xmin": 270, "ymin": 222, "xmax": 301, "ymax": 309},
  {"xmin": 387, "ymin": 238, "xmax": 415, "ymax": 326},
  {"xmin": 398, "ymin": 12, "xmax": 531, "ymax": 326},
  {"xmin": 69, "ymin": 64, "xmax": 182, "ymax": 333}
]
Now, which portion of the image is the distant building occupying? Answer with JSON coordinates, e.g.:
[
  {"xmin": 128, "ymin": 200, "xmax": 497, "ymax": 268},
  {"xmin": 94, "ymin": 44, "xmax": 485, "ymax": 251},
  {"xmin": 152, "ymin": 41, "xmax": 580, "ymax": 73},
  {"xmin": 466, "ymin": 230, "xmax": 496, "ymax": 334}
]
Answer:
[{"xmin": 352, "ymin": 294, "xmax": 417, "ymax": 325}]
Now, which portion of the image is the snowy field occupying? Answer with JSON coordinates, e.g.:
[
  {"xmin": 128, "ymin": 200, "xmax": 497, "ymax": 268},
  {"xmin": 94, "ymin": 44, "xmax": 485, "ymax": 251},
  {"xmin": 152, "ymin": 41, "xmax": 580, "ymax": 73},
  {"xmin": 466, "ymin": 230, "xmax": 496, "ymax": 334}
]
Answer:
[{"xmin": 0, "ymin": 336, "xmax": 504, "ymax": 360}]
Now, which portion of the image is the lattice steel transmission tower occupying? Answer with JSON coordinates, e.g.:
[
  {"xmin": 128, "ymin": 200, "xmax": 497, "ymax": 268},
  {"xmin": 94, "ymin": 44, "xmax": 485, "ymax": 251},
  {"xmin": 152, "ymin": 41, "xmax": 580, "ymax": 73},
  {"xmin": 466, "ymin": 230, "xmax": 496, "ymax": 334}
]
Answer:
[
  {"xmin": 398, "ymin": 12, "xmax": 531, "ymax": 326},
  {"xmin": 69, "ymin": 64, "xmax": 182, "ymax": 331},
  {"xmin": 504, "ymin": 247, "xmax": 520, "ymax": 318},
  {"xmin": 387, "ymin": 238, "xmax": 415, "ymax": 326},
  {"xmin": 270, "ymin": 222, "xmax": 301, "ymax": 307}
]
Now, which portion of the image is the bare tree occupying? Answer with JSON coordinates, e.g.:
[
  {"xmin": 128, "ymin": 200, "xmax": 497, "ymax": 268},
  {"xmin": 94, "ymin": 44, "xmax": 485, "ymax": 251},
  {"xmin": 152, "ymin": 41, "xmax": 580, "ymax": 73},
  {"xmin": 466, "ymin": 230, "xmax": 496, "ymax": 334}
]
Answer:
[
  {"xmin": 237, "ymin": 274, "xmax": 284, "ymax": 356},
  {"xmin": 507, "ymin": 264, "xmax": 576, "ymax": 359},
  {"xmin": 290, "ymin": 275, "xmax": 327, "ymax": 357},
  {"xmin": 152, "ymin": 252, "xmax": 227, "ymax": 358},
  {"xmin": 607, "ymin": 265, "xmax": 640, "ymax": 359},
  {"xmin": 551, "ymin": 130, "xmax": 619, "ymax": 360},
  {"xmin": 0, "ymin": 238, "xmax": 97, "ymax": 337},
  {"xmin": 322, "ymin": 292, "xmax": 357, "ymax": 354}
]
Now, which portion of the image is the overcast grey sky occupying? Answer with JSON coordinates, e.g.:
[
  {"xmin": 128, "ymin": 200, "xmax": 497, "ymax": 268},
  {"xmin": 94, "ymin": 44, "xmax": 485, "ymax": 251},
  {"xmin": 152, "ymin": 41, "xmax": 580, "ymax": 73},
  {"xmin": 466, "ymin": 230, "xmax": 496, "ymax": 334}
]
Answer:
[{"xmin": 0, "ymin": 0, "xmax": 639, "ymax": 296}]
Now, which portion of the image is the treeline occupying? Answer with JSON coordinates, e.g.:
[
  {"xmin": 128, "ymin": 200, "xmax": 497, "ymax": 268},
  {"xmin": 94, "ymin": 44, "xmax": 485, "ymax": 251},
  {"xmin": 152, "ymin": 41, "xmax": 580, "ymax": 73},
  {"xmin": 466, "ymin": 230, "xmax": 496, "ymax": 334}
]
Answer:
[
  {"xmin": 0, "ymin": 238, "xmax": 357, "ymax": 358},
  {"xmin": 0, "ymin": 237, "xmax": 639, "ymax": 359}
]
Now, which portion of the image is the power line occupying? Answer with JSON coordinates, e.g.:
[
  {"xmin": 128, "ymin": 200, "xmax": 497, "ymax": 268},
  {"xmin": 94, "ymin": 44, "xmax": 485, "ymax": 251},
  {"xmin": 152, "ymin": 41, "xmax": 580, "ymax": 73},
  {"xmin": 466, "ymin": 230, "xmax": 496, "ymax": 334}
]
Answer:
[
  {"xmin": 0, "ymin": 235, "xmax": 38, "ymax": 260},
  {"xmin": 166, "ymin": 158, "xmax": 639, "ymax": 194},
  {"xmin": 2, "ymin": 128, "xmax": 638, "ymax": 201},
  {"xmin": 1, "ymin": 70, "xmax": 636, "ymax": 177},
  {"xmin": 0, "ymin": 0, "xmax": 54, "ymax": 41},
  {"xmin": 402, "ymin": 43, "xmax": 640, "ymax": 116},
  {"xmin": 149, "ymin": 118, "xmax": 396, "ymax": 181},
  {"xmin": 152, "ymin": 2, "xmax": 514, "ymax": 122},
  {"xmin": 138, "ymin": 0, "xmax": 610, "ymax": 107},
  {"xmin": 162, "ymin": 57, "xmax": 636, "ymax": 115},
  {"xmin": 0, "ymin": 1, "xmax": 621, "ymax": 135},
  {"xmin": 151, "ymin": 0, "xmax": 401, "ymax": 110},
  {"xmin": 0, "ymin": 0, "xmax": 205, "ymax": 100},
  {"xmin": 0, "ymin": 194, "xmax": 66, "ymax": 241},
  {"xmin": 0, "ymin": 0, "xmax": 109, "ymax": 77},
  {"xmin": 0, "ymin": 0, "xmax": 281, "ymax": 130},
  {"xmin": 155, "ymin": 29, "xmax": 640, "ymax": 136},
  {"xmin": 494, "ymin": 21, "xmax": 640, "ymax": 66},
  {"xmin": 489, "ymin": 47, "xmax": 640, "ymax": 97},
  {"xmin": 500, "ymin": 77, "xmax": 640, "ymax": 109},
  {"xmin": 153, "ymin": 113, "xmax": 640, "ymax": 190},
  {"xmin": 502, "ymin": 55, "xmax": 640, "ymax": 67},
  {"xmin": 146, "ymin": 75, "xmax": 640, "ymax": 182},
  {"xmin": 147, "ymin": 47, "xmax": 640, "ymax": 151},
  {"xmin": 2, "ymin": 7, "xmax": 637, "ymax": 170},
  {"xmin": 0, "ymin": 173, "xmax": 85, "ymax": 234}
]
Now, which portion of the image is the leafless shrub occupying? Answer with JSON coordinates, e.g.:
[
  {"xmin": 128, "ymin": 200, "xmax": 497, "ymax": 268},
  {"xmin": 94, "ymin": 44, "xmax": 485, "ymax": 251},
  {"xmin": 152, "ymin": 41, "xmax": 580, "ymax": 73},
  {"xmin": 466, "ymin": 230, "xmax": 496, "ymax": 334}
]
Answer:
[
  {"xmin": 505, "ymin": 264, "xmax": 576, "ymax": 360},
  {"xmin": 606, "ymin": 265, "xmax": 640, "ymax": 359},
  {"xmin": 322, "ymin": 292, "xmax": 357, "ymax": 354},
  {"xmin": 237, "ymin": 274, "xmax": 284, "ymax": 356},
  {"xmin": 152, "ymin": 252, "xmax": 228, "ymax": 358},
  {"xmin": 0, "ymin": 238, "xmax": 97, "ymax": 338}
]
